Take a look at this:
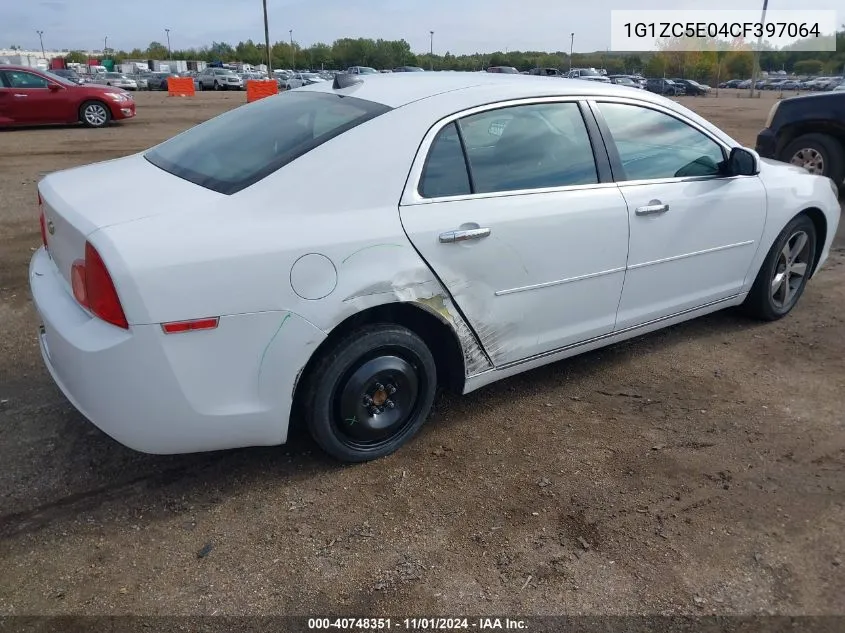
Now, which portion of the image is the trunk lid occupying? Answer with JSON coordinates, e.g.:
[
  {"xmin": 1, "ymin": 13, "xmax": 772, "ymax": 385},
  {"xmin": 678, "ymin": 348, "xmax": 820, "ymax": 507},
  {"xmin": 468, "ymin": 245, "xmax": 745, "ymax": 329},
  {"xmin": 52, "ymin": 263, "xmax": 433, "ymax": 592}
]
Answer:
[{"xmin": 38, "ymin": 153, "xmax": 223, "ymax": 291}]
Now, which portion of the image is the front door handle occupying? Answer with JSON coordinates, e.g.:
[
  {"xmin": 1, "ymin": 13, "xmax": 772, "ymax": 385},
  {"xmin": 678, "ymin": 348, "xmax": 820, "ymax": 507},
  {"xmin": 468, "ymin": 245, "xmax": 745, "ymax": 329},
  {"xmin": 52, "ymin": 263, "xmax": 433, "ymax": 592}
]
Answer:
[
  {"xmin": 13, "ymin": 94, "xmax": 28, "ymax": 98},
  {"xmin": 439, "ymin": 227, "xmax": 491, "ymax": 243},
  {"xmin": 635, "ymin": 201, "xmax": 669, "ymax": 216}
]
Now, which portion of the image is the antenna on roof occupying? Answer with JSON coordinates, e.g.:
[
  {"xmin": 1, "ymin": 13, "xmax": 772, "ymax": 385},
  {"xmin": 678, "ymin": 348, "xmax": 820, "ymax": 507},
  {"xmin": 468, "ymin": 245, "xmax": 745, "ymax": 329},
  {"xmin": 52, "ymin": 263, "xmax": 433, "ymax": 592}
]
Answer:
[{"xmin": 333, "ymin": 73, "xmax": 363, "ymax": 89}]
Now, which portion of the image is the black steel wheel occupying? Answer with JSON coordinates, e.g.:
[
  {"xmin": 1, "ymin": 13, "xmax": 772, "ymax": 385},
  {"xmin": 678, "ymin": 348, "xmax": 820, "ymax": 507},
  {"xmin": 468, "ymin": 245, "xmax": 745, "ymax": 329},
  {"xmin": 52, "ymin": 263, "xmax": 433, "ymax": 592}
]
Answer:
[{"xmin": 302, "ymin": 324, "xmax": 437, "ymax": 462}]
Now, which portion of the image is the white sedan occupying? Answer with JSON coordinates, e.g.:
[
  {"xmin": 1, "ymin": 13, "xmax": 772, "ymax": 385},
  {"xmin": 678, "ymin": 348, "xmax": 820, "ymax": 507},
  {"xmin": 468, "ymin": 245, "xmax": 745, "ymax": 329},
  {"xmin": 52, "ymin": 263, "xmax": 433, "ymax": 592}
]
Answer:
[{"xmin": 30, "ymin": 73, "xmax": 841, "ymax": 462}]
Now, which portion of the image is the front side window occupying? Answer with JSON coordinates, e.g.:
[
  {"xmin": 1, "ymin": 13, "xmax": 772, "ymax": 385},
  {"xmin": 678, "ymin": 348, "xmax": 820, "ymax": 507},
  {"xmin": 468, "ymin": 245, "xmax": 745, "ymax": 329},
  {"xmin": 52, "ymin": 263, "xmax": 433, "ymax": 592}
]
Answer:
[
  {"xmin": 145, "ymin": 91, "xmax": 391, "ymax": 195},
  {"xmin": 597, "ymin": 102, "xmax": 725, "ymax": 181},
  {"xmin": 4, "ymin": 71, "xmax": 49, "ymax": 88},
  {"xmin": 457, "ymin": 102, "xmax": 598, "ymax": 194}
]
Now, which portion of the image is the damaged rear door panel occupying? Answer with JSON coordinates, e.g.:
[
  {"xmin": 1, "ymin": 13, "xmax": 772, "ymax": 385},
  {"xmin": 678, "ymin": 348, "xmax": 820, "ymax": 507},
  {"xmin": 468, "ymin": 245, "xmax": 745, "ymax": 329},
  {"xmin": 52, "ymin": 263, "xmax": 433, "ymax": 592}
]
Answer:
[{"xmin": 399, "ymin": 99, "xmax": 630, "ymax": 367}]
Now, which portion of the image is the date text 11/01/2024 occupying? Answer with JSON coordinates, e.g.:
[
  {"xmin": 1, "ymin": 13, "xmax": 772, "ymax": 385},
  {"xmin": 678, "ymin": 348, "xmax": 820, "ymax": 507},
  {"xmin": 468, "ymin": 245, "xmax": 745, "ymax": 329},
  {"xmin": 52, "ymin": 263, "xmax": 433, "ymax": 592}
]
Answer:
[
  {"xmin": 622, "ymin": 21, "xmax": 821, "ymax": 39},
  {"xmin": 307, "ymin": 618, "xmax": 528, "ymax": 630}
]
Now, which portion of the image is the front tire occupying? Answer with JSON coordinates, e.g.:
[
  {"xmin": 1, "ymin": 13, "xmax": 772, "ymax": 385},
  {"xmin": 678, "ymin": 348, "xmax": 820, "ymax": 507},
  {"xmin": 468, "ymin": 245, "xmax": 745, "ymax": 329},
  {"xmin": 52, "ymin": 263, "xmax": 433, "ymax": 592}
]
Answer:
[
  {"xmin": 780, "ymin": 133, "xmax": 845, "ymax": 184},
  {"xmin": 213, "ymin": 81, "xmax": 221, "ymax": 91},
  {"xmin": 301, "ymin": 325, "xmax": 437, "ymax": 463},
  {"xmin": 79, "ymin": 100, "xmax": 111, "ymax": 128},
  {"xmin": 743, "ymin": 214, "xmax": 817, "ymax": 321}
]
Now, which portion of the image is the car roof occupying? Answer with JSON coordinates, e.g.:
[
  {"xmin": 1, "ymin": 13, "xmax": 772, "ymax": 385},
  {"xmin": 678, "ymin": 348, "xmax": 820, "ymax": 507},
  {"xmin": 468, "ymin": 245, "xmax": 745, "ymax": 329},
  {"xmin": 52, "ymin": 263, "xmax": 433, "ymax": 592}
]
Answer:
[
  {"xmin": 301, "ymin": 71, "xmax": 662, "ymax": 109},
  {"xmin": 0, "ymin": 65, "xmax": 46, "ymax": 73}
]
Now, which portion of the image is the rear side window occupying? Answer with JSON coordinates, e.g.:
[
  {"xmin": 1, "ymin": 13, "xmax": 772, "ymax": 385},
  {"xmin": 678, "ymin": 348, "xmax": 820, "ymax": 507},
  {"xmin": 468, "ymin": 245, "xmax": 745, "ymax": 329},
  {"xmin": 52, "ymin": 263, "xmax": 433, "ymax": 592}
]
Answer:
[
  {"xmin": 145, "ymin": 91, "xmax": 391, "ymax": 194},
  {"xmin": 458, "ymin": 102, "xmax": 598, "ymax": 193},
  {"xmin": 419, "ymin": 123, "xmax": 472, "ymax": 198}
]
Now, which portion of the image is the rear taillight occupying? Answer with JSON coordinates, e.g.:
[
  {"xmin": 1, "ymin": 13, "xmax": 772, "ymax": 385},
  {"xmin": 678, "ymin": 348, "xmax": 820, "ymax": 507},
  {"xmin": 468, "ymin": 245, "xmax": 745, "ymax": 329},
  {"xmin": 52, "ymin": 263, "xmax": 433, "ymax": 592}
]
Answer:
[
  {"xmin": 38, "ymin": 193, "xmax": 48, "ymax": 249},
  {"xmin": 71, "ymin": 242, "xmax": 128, "ymax": 329}
]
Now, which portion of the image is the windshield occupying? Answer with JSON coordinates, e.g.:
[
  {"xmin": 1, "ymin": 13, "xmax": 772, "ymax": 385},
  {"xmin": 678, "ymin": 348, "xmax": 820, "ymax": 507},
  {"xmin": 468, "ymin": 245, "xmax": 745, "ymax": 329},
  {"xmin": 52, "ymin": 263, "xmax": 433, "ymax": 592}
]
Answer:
[
  {"xmin": 145, "ymin": 92, "xmax": 391, "ymax": 195},
  {"xmin": 358, "ymin": 67, "xmax": 378, "ymax": 74},
  {"xmin": 580, "ymin": 68, "xmax": 600, "ymax": 76},
  {"xmin": 44, "ymin": 71, "xmax": 78, "ymax": 86}
]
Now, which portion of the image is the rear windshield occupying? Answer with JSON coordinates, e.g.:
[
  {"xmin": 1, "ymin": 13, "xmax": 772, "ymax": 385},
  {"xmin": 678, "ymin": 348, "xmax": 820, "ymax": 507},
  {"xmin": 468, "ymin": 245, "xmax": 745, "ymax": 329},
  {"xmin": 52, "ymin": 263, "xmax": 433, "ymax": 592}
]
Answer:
[{"xmin": 144, "ymin": 91, "xmax": 391, "ymax": 195}]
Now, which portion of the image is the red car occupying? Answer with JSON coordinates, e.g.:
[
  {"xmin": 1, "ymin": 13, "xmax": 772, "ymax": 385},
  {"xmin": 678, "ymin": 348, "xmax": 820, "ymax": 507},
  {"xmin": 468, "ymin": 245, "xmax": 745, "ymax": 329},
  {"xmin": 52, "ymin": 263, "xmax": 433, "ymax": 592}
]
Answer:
[{"xmin": 0, "ymin": 65, "xmax": 136, "ymax": 128}]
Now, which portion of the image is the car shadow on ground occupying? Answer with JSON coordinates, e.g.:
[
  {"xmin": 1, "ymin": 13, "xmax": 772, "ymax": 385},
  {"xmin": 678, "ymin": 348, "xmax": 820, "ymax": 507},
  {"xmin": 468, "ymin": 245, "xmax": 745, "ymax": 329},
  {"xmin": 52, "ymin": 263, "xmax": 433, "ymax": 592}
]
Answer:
[{"xmin": 0, "ymin": 304, "xmax": 771, "ymax": 540}]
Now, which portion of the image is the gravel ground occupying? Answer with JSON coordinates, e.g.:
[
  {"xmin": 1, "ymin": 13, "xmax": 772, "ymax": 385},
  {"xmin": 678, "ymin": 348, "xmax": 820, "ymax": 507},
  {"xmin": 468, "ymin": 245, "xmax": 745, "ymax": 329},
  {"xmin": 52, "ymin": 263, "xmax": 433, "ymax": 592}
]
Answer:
[{"xmin": 0, "ymin": 90, "xmax": 843, "ymax": 617}]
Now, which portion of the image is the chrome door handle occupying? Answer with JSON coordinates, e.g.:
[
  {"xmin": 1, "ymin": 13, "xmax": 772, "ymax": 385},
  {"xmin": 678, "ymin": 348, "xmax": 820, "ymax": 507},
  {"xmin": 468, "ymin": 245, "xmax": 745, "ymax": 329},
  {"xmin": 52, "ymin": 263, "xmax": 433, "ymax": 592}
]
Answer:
[
  {"xmin": 439, "ymin": 227, "xmax": 491, "ymax": 243},
  {"xmin": 635, "ymin": 202, "xmax": 669, "ymax": 216},
  {"xmin": 13, "ymin": 94, "xmax": 28, "ymax": 98}
]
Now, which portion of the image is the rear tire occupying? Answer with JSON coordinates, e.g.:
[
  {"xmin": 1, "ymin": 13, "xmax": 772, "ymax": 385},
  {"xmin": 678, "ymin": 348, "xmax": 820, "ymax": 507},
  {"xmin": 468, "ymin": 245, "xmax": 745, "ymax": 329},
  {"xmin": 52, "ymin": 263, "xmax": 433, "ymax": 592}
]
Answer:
[
  {"xmin": 742, "ymin": 214, "xmax": 817, "ymax": 321},
  {"xmin": 214, "ymin": 81, "xmax": 221, "ymax": 91},
  {"xmin": 780, "ymin": 133, "xmax": 845, "ymax": 185},
  {"xmin": 301, "ymin": 325, "xmax": 437, "ymax": 463},
  {"xmin": 79, "ymin": 100, "xmax": 111, "ymax": 128}
]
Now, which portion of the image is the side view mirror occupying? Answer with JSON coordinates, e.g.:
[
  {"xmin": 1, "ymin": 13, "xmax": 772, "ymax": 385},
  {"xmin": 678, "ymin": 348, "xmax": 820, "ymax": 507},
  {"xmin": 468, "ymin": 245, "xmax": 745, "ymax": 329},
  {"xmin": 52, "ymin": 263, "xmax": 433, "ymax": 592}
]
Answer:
[
  {"xmin": 726, "ymin": 147, "xmax": 760, "ymax": 176},
  {"xmin": 48, "ymin": 83, "xmax": 61, "ymax": 92}
]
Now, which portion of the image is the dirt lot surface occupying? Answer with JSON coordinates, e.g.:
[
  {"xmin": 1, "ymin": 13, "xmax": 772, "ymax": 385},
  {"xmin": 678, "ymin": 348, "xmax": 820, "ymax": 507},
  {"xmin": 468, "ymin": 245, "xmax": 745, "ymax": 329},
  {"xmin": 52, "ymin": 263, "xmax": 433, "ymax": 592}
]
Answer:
[{"xmin": 0, "ymin": 91, "xmax": 843, "ymax": 618}]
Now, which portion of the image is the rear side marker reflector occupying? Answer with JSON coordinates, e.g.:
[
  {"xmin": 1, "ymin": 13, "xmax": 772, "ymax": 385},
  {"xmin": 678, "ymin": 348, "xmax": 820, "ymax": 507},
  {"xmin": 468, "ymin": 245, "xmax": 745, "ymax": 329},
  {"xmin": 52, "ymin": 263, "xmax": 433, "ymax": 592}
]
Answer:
[{"xmin": 161, "ymin": 317, "xmax": 220, "ymax": 334}]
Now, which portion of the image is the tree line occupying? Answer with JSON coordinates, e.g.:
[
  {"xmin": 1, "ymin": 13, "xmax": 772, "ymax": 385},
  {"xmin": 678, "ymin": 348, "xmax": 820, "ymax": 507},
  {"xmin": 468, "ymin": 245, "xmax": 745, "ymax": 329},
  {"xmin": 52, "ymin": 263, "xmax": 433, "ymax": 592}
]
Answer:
[{"xmin": 63, "ymin": 27, "xmax": 845, "ymax": 83}]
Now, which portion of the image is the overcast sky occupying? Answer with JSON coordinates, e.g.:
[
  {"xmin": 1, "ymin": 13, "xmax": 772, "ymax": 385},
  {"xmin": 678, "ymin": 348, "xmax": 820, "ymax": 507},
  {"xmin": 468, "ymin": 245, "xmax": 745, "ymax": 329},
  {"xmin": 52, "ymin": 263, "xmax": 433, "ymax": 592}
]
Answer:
[{"xmin": 3, "ymin": 0, "xmax": 840, "ymax": 55}]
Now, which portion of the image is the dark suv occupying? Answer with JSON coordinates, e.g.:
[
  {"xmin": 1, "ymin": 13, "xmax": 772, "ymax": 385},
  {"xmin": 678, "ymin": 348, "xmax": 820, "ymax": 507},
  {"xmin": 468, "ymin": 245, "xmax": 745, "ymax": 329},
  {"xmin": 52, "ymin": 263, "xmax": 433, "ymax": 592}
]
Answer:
[
  {"xmin": 645, "ymin": 78, "xmax": 685, "ymax": 96},
  {"xmin": 755, "ymin": 92, "xmax": 845, "ymax": 188}
]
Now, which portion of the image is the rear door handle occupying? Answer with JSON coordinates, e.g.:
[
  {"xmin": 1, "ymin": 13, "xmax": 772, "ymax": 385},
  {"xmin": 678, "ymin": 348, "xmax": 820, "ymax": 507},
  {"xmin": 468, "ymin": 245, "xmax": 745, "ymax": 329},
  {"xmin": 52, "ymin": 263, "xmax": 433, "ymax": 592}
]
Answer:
[
  {"xmin": 439, "ymin": 227, "xmax": 491, "ymax": 243},
  {"xmin": 635, "ymin": 201, "xmax": 669, "ymax": 216}
]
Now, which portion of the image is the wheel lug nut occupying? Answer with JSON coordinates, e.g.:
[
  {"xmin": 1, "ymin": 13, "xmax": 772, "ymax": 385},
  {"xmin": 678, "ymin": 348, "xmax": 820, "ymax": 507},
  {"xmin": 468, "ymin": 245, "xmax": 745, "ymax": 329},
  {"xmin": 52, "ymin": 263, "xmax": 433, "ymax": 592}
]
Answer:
[
  {"xmin": 363, "ymin": 395, "xmax": 372, "ymax": 405},
  {"xmin": 369, "ymin": 406, "xmax": 379, "ymax": 415},
  {"xmin": 387, "ymin": 384, "xmax": 397, "ymax": 394},
  {"xmin": 385, "ymin": 400, "xmax": 395, "ymax": 409},
  {"xmin": 375, "ymin": 382, "xmax": 384, "ymax": 391}
]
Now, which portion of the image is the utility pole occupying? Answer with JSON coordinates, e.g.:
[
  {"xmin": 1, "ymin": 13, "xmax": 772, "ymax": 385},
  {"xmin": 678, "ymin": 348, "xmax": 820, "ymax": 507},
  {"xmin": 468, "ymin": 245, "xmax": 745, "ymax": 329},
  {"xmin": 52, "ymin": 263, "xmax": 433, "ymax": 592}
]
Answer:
[
  {"xmin": 289, "ymin": 29, "xmax": 294, "ymax": 69},
  {"xmin": 104, "ymin": 36, "xmax": 108, "ymax": 54},
  {"xmin": 165, "ymin": 28, "xmax": 171, "ymax": 59},
  {"xmin": 262, "ymin": 0, "xmax": 272, "ymax": 73},
  {"xmin": 749, "ymin": 0, "xmax": 769, "ymax": 98},
  {"xmin": 569, "ymin": 33, "xmax": 575, "ymax": 73},
  {"xmin": 36, "ymin": 30, "xmax": 45, "ymax": 59},
  {"xmin": 429, "ymin": 31, "xmax": 434, "ymax": 71}
]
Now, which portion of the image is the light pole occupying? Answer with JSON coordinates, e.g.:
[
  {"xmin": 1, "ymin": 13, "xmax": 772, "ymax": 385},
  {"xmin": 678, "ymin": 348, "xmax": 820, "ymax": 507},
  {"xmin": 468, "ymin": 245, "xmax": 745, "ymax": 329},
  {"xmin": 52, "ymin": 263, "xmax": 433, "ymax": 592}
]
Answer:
[
  {"xmin": 104, "ymin": 36, "xmax": 108, "ymax": 54},
  {"xmin": 429, "ymin": 31, "xmax": 434, "ymax": 71},
  {"xmin": 262, "ymin": 0, "xmax": 272, "ymax": 74},
  {"xmin": 165, "ymin": 28, "xmax": 171, "ymax": 59},
  {"xmin": 749, "ymin": 0, "xmax": 769, "ymax": 98},
  {"xmin": 36, "ymin": 30, "xmax": 45, "ymax": 59},
  {"xmin": 569, "ymin": 33, "xmax": 575, "ymax": 73},
  {"xmin": 289, "ymin": 29, "xmax": 294, "ymax": 69}
]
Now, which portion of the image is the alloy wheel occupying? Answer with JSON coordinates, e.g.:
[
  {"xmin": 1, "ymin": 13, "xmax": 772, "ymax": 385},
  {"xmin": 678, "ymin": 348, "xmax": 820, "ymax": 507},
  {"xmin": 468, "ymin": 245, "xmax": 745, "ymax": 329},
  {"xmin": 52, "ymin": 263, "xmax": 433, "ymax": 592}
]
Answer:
[
  {"xmin": 84, "ymin": 104, "xmax": 108, "ymax": 126},
  {"xmin": 771, "ymin": 230, "xmax": 811, "ymax": 309},
  {"xmin": 790, "ymin": 148, "xmax": 825, "ymax": 175}
]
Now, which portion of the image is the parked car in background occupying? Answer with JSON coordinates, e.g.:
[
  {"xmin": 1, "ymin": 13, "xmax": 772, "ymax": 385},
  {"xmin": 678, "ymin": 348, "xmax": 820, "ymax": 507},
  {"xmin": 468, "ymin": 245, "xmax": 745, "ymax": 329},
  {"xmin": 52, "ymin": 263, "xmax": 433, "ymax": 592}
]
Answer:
[
  {"xmin": 93, "ymin": 72, "xmax": 138, "ymax": 91},
  {"xmin": 646, "ymin": 78, "xmax": 685, "ymax": 96},
  {"xmin": 779, "ymin": 80, "xmax": 801, "ymax": 91},
  {"xmin": 197, "ymin": 67, "xmax": 243, "ymax": 91},
  {"xmin": 756, "ymin": 91, "xmax": 845, "ymax": 188},
  {"xmin": 0, "ymin": 65, "xmax": 135, "ymax": 128},
  {"xmin": 347, "ymin": 66, "xmax": 379, "ymax": 75},
  {"xmin": 146, "ymin": 72, "xmax": 176, "ymax": 91},
  {"xmin": 285, "ymin": 72, "xmax": 327, "ymax": 90},
  {"xmin": 179, "ymin": 71, "xmax": 200, "ymax": 91},
  {"xmin": 719, "ymin": 79, "xmax": 744, "ymax": 88},
  {"xmin": 28, "ymin": 73, "xmax": 839, "ymax": 463},
  {"xmin": 394, "ymin": 66, "xmax": 425, "ymax": 72},
  {"xmin": 528, "ymin": 67, "xmax": 563, "ymax": 77},
  {"xmin": 608, "ymin": 75, "xmax": 641, "ymax": 88},
  {"xmin": 671, "ymin": 78, "xmax": 710, "ymax": 96},
  {"xmin": 567, "ymin": 68, "xmax": 610, "ymax": 82},
  {"xmin": 49, "ymin": 69, "xmax": 84, "ymax": 85},
  {"xmin": 834, "ymin": 81, "xmax": 845, "ymax": 92},
  {"xmin": 486, "ymin": 66, "xmax": 520, "ymax": 74}
]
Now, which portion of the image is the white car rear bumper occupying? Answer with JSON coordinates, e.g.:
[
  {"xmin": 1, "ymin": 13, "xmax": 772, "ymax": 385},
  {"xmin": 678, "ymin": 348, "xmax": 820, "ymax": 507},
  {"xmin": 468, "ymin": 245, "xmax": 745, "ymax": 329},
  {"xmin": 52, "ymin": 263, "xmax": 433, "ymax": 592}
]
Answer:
[{"xmin": 30, "ymin": 247, "xmax": 325, "ymax": 454}]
